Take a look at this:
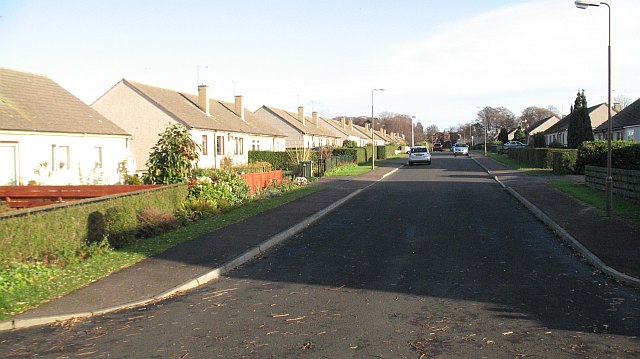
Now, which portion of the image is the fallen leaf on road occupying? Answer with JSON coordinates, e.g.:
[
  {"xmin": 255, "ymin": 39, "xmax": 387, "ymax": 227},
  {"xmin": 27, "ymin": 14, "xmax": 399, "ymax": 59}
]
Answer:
[
  {"xmin": 271, "ymin": 314, "xmax": 289, "ymax": 318},
  {"xmin": 286, "ymin": 316, "xmax": 306, "ymax": 322}
]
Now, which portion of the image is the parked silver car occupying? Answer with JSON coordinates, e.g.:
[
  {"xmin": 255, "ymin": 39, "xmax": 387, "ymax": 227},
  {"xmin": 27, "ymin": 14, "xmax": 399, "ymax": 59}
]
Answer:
[
  {"xmin": 407, "ymin": 146, "xmax": 431, "ymax": 166},
  {"xmin": 502, "ymin": 141, "xmax": 527, "ymax": 149},
  {"xmin": 453, "ymin": 143, "xmax": 469, "ymax": 156}
]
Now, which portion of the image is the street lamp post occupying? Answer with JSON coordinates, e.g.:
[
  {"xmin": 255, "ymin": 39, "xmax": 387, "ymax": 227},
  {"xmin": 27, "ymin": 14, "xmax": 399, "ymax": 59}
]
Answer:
[
  {"xmin": 575, "ymin": 0, "xmax": 613, "ymax": 217},
  {"xmin": 410, "ymin": 115, "xmax": 416, "ymax": 147},
  {"xmin": 371, "ymin": 88, "xmax": 385, "ymax": 170}
]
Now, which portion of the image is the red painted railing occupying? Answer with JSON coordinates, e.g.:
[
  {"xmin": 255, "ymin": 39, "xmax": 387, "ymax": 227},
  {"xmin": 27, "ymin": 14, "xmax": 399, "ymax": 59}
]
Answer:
[
  {"xmin": 0, "ymin": 185, "xmax": 164, "ymax": 209},
  {"xmin": 241, "ymin": 170, "xmax": 283, "ymax": 194}
]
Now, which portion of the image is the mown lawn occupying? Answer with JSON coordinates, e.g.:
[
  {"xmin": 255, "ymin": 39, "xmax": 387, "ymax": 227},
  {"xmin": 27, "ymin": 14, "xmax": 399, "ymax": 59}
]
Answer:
[
  {"xmin": 550, "ymin": 180, "xmax": 640, "ymax": 221},
  {"xmin": 0, "ymin": 185, "xmax": 321, "ymax": 320}
]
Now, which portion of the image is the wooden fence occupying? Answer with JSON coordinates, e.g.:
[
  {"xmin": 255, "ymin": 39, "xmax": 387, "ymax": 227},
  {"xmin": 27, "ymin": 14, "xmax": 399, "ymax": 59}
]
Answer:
[
  {"xmin": 0, "ymin": 185, "xmax": 164, "ymax": 209},
  {"xmin": 585, "ymin": 165, "xmax": 640, "ymax": 202},
  {"xmin": 241, "ymin": 170, "xmax": 283, "ymax": 193}
]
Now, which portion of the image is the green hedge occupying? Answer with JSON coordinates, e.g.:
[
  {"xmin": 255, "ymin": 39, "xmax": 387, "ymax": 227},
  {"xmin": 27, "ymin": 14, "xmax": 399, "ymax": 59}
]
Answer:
[
  {"xmin": 333, "ymin": 148, "xmax": 367, "ymax": 164},
  {"xmin": 0, "ymin": 185, "xmax": 187, "ymax": 264},
  {"xmin": 507, "ymin": 147, "xmax": 577, "ymax": 169},
  {"xmin": 248, "ymin": 151, "xmax": 292, "ymax": 169},
  {"xmin": 576, "ymin": 140, "xmax": 640, "ymax": 173},
  {"xmin": 552, "ymin": 150, "xmax": 579, "ymax": 174}
]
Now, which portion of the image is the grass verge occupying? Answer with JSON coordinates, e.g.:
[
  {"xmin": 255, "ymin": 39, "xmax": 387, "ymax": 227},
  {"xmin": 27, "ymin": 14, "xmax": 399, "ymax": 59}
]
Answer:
[
  {"xmin": 0, "ymin": 185, "xmax": 322, "ymax": 320},
  {"xmin": 325, "ymin": 163, "xmax": 374, "ymax": 177},
  {"xmin": 480, "ymin": 151, "xmax": 553, "ymax": 175},
  {"xmin": 550, "ymin": 180, "xmax": 640, "ymax": 221}
]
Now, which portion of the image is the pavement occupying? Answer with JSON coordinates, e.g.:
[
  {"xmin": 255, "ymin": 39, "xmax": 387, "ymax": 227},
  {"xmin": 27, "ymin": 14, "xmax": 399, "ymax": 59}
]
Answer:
[{"xmin": 2, "ymin": 154, "xmax": 639, "ymax": 332}]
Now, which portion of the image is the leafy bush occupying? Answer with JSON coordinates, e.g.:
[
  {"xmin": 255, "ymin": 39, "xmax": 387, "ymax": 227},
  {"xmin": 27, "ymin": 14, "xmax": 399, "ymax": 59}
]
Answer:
[
  {"xmin": 343, "ymin": 140, "xmax": 358, "ymax": 148},
  {"xmin": 533, "ymin": 133, "xmax": 546, "ymax": 148},
  {"xmin": 548, "ymin": 140, "xmax": 565, "ymax": 148},
  {"xmin": 104, "ymin": 206, "xmax": 137, "ymax": 248},
  {"xmin": 576, "ymin": 140, "xmax": 640, "ymax": 172},
  {"xmin": 176, "ymin": 198, "xmax": 221, "ymax": 222},
  {"xmin": 144, "ymin": 124, "xmax": 199, "ymax": 184},
  {"xmin": 552, "ymin": 150, "xmax": 578, "ymax": 174},
  {"xmin": 187, "ymin": 170, "xmax": 250, "ymax": 209}
]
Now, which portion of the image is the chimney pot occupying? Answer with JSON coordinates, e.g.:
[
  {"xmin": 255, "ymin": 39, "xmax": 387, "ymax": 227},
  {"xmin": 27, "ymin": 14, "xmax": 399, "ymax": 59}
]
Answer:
[
  {"xmin": 298, "ymin": 106, "xmax": 305, "ymax": 125},
  {"xmin": 198, "ymin": 85, "xmax": 210, "ymax": 115},
  {"xmin": 613, "ymin": 102, "xmax": 621, "ymax": 112},
  {"xmin": 235, "ymin": 95, "xmax": 245, "ymax": 121}
]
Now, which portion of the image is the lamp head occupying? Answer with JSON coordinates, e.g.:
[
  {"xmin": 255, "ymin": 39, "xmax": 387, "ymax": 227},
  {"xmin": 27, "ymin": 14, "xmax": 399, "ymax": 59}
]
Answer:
[{"xmin": 575, "ymin": 0, "xmax": 600, "ymax": 9}]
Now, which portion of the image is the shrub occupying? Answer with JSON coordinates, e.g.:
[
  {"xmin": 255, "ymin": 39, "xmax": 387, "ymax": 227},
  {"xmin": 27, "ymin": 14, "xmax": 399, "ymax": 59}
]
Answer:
[
  {"xmin": 176, "ymin": 198, "xmax": 221, "ymax": 221},
  {"xmin": 143, "ymin": 124, "xmax": 199, "ymax": 184},
  {"xmin": 333, "ymin": 148, "xmax": 366, "ymax": 164},
  {"xmin": 533, "ymin": 133, "xmax": 546, "ymax": 148},
  {"xmin": 343, "ymin": 140, "xmax": 358, "ymax": 148},
  {"xmin": 548, "ymin": 140, "xmax": 565, "ymax": 148},
  {"xmin": 104, "ymin": 206, "xmax": 137, "ymax": 248},
  {"xmin": 187, "ymin": 170, "xmax": 250, "ymax": 209},
  {"xmin": 137, "ymin": 206, "xmax": 180, "ymax": 238},
  {"xmin": 576, "ymin": 140, "xmax": 640, "ymax": 172},
  {"xmin": 552, "ymin": 150, "xmax": 578, "ymax": 174}
]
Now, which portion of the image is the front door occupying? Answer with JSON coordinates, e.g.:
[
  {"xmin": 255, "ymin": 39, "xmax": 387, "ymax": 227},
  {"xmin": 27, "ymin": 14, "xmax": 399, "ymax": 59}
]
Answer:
[{"xmin": 0, "ymin": 143, "xmax": 18, "ymax": 185}]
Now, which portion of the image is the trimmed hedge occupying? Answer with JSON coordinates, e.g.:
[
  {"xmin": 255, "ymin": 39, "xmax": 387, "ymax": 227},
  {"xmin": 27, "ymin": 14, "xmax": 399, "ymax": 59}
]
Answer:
[
  {"xmin": 0, "ymin": 185, "xmax": 187, "ymax": 264},
  {"xmin": 552, "ymin": 150, "xmax": 578, "ymax": 174},
  {"xmin": 248, "ymin": 151, "xmax": 292, "ymax": 169},
  {"xmin": 507, "ymin": 147, "xmax": 577, "ymax": 169},
  {"xmin": 333, "ymin": 148, "xmax": 367, "ymax": 164},
  {"xmin": 576, "ymin": 140, "xmax": 640, "ymax": 173}
]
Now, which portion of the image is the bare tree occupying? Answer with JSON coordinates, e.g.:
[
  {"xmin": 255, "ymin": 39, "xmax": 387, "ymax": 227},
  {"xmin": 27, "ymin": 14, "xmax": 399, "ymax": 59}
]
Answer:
[
  {"xmin": 518, "ymin": 106, "xmax": 557, "ymax": 127},
  {"xmin": 614, "ymin": 94, "xmax": 632, "ymax": 110},
  {"xmin": 476, "ymin": 106, "xmax": 516, "ymax": 136}
]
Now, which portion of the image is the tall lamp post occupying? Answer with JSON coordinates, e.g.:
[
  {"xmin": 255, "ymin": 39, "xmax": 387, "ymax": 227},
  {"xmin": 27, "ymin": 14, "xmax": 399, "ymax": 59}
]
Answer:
[
  {"xmin": 575, "ymin": 0, "xmax": 613, "ymax": 217},
  {"xmin": 371, "ymin": 88, "xmax": 385, "ymax": 170},
  {"xmin": 410, "ymin": 115, "xmax": 416, "ymax": 147}
]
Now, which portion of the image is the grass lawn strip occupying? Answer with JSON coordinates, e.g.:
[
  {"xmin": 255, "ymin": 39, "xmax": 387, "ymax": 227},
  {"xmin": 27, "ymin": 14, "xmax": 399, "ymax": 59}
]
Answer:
[
  {"xmin": 0, "ymin": 185, "xmax": 321, "ymax": 320},
  {"xmin": 550, "ymin": 180, "xmax": 640, "ymax": 221}
]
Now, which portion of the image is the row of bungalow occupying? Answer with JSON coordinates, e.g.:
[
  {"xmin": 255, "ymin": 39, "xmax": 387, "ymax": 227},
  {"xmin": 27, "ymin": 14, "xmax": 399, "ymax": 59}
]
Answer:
[
  {"xmin": 0, "ymin": 67, "xmax": 404, "ymax": 186},
  {"xmin": 522, "ymin": 100, "xmax": 640, "ymax": 146}
]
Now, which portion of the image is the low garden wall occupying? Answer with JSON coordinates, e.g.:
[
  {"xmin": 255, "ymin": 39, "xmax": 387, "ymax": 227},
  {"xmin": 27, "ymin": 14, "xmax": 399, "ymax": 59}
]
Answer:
[{"xmin": 585, "ymin": 165, "xmax": 640, "ymax": 202}]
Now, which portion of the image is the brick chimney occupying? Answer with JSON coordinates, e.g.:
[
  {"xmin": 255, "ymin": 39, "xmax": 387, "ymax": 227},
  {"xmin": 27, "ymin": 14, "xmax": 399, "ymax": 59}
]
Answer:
[
  {"xmin": 235, "ymin": 95, "xmax": 245, "ymax": 121},
  {"xmin": 198, "ymin": 85, "xmax": 209, "ymax": 115},
  {"xmin": 613, "ymin": 102, "xmax": 621, "ymax": 112},
  {"xmin": 298, "ymin": 106, "xmax": 305, "ymax": 125},
  {"xmin": 341, "ymin": 117, "xmax": 346, "ymax": 128},
  {"xmin": 312, "ymin": 112, "xmax": 319, "ymax": 128}
]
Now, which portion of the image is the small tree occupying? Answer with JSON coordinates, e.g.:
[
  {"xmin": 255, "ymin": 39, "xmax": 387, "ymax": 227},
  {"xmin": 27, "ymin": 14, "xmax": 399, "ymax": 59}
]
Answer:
[
  {"xmin": 567, "ymin": 90, "xmax": 594, "ymax": 149},
  {"xmin": 513, "ymin": 126, "xmax": 525, "ymax": 142},
  {"xmin": 498, "ymin": 128, "xmax": 509, "ymax": 144},
  {"xmin": 533, "ymin": 133, "xmax": 546, "ymax": 148},
  {"xmin": 143, "ymin": 124, "xmax": 199, "ymax": 184}
]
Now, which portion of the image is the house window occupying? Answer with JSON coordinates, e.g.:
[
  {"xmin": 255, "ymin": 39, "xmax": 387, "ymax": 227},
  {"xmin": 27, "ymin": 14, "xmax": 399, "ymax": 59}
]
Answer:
[
  {"xmin": 233, "ymin": 137, "xmax": 244, "ymax": 155},
  {"xmin": 202, "ymin": 135, "xmax": 208, "ymax": 155},
  {"xmin": 58, "ymin": 146, "xmax": 70, "ymax": 171},
  {"xmin": 627, "ymin": 129, "xmax": 635, "ymax": 141},
  {"xmin": 216, "ymin": 136, "xmax": 225, "ymax": 155},
  {"xmin": 252, "ymin": 139, "xmax": 260, "ymax": 151},
  {"xmin": 94, "ymin": 147, "xmax": 103, "ymax": 169}
]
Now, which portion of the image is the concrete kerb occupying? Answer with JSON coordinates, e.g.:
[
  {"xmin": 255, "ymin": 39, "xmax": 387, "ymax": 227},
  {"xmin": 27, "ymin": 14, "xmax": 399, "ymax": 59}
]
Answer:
[
  {"xmin": 471, "ymin": 155, "xmax": 640, "ymax": 289},
  {"xmin": 0, "ymin": 167, "xmax": 398, "ymax": 332}
]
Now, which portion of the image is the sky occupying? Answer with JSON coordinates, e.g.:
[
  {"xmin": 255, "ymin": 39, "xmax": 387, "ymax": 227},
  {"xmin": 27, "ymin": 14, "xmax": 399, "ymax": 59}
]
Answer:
[{"xmin": 1, "ymin": 0, "xmax": 639, "ymax": 131}]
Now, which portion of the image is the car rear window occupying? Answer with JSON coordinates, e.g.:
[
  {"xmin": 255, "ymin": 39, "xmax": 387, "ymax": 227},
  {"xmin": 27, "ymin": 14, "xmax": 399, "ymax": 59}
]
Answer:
[{"xmin": 411, "ymin": 147, "xmax": 428, "ymax": 153}]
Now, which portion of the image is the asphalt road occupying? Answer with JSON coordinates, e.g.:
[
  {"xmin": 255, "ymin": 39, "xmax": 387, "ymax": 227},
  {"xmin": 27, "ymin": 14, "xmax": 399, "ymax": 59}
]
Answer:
[{"xmin": 2, "ymin": 153, "xmax": 639, "ymax": 358}]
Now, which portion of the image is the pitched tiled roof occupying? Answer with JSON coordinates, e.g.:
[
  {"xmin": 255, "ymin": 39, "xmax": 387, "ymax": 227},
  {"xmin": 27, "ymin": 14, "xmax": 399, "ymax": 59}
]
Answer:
[
  {"xmin": 258, "ymin": 106, "xmax": 338, "ymax": 138},
  {"xmin": 123, "ymin": 80, "xmax": 284, "ymax": 137},
  {"xmin": 0, "ymin": 67, "xmax": 128, "ymax": 136},
  {"xmin": 321, "ymin": 117, "xmax": 367, "ymax": 139},
  {"xmin": 525, "ymin": 115, "xmax": 559, "ymax": 134},
  {"xmin": 594, "ymin": 97, "xmax": 640, "ymax": 132},
  {"xmin": 544, "ymin": 103, "xmax": 609, "ymax": 134}
]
